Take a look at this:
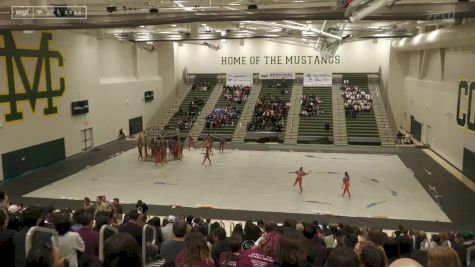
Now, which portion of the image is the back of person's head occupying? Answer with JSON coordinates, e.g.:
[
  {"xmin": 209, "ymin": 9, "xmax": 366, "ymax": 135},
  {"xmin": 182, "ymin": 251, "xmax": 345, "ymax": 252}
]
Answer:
[
  {"xmin": 360, "ymin": 242, "xmax": 386, "ymax": 267},
  {"xmin": 22, "ymin": 206, "xmax": 44, "ymax": 228},
  {"xmin": 303, "ymin": 222, "xmax": 317, "ymax": 239},
  {"xmin": 427, "ymin": 246, "xmax": 461, "ymax": 267},
  {"xmin": 127, "ymin": 210, "xmax": 139, "ymax": 221},
  {"xmin": 259, "ymin": 230, "xmax": 282, "ymax": 258},
  {"xmin": 102, "ymin": 233, "xmax": 142, "ymax": 267},
  {"xmin": 76, "ymin": 209, "xmax": 94, "ymax": 226},
  {"xmin": 389, "ymin": 258, "xmax": 422, "ymax": 267},
  {"xmin": 213, "ymin": 227, "xmax": 227, "ymax": 241},
  {"xmin": 26, "ymin": 243, "xmax": 64, "ymax": 267},
  {"xmin": 229, "ymin": 234, "xmax": 243, "ymax": 253},
  {"xmin": 182, "ymin": 232, "xmax": 211, "ymax": 266},
  {"xmin": 278, "ymin": 230, "xmax": 308, "ymax": 266},
  {"xmin": 186, "ymin": 214, "xmax": 194, "ymax": 225},
  {"xmin": 283, "ymin": 218, "xmax": 297, "ymax": 229},
  {"xmin": 325, "ymin": 245, "xmax": 361, "ymax": 267},
  {"xmin": 147, "ymin": 217, "xmax": 161, "ymax": 227},
  {"xmin": 367, "ymin": 228, "xmax": 386, "ymax": 247},
  {"xmin": 52, "ymin": 212, "xmax": 71, "ymax": 236},
  {"xmin": 384, "ymin": 237, "xmax": 400, "ymax": 260},
  {"xmin": 173, "ymin": 219, "xmax": 188, "ymax": 238}
]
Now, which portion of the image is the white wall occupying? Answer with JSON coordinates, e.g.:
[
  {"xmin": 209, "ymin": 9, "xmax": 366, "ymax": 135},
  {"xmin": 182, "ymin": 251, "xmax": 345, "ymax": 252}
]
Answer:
[
  {"xmin": 0, "ymin": 31, "xmax": 165, "ymax": 181},
  {"xmin": 175, "ymin": 38, "xmax": 390, "ymax": 76},
  {"xmin": 388, "ymin": 46, "xmax": 475, "ymax": 170}
]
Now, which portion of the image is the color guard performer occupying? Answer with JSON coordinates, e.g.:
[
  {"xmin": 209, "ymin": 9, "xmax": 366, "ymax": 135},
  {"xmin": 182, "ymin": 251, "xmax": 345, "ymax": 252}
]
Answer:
[{"xmin": 289, "ymin": 167, "xmax": 311, "ymax": 194}]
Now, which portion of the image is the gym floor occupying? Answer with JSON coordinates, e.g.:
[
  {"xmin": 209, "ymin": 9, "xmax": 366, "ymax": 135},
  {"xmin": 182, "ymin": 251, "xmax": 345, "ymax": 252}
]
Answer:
[{"xmin": 1, "ymin": 140, "xmax": 474, "ymax": 232}]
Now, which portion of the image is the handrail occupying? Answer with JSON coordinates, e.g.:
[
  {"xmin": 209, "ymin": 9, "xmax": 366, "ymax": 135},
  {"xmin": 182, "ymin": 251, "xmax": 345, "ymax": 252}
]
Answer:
[
  {"xmin": 25, "ymin": 226, "xmax": 59, "ymax": 256},
  {"xmin": 99, "ymin": 225, "xmax": 119, "ymax": 261},
  {"xmin": 468, "ymin": 244, "xmax": 475, "ymax": 266},
  {"xmin": 142, "ymin": 224, "xmax": 157, "ymax": 264}
]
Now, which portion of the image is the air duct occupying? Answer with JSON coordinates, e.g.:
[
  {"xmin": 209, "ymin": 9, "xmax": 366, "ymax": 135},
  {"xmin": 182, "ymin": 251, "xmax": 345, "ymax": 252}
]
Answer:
[{"xmin": 392, "ymin": 22, "xmax": 475, "ymax": 51}]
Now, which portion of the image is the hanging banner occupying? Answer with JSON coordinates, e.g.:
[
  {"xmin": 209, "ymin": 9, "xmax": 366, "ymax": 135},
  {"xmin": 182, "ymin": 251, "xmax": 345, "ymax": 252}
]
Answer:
[
  {"xmin": 226, "ymin": 73, "xmax": 253, "ymax": 86},
  {"xmin": 259, "ymin": 72, "xmax": 295, "ymax": 80},
  {"xmin": 303, "ymin": 73, "xmax": 333, "ymax": 86}
]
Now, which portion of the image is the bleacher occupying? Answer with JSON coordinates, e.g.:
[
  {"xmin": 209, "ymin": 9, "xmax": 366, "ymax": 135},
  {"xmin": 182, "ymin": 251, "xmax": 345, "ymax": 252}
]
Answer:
[
  {"xmin": 165, "ymin": 74, "xmax": 217, "ymax": 137},
  {"xmin": 244, "ymin": 79, "xmax": 293, "ymax": 142},
  {"xmin": 297, "ymin": 87, "xmax": 333, "ymax": 144},
  {"xmin": 342, "ymin": 73, "xmax": 380, "ymax": 145},
  {"xmin": 200, "ymin": 86, "xmax": 250, "ymax": 140}
]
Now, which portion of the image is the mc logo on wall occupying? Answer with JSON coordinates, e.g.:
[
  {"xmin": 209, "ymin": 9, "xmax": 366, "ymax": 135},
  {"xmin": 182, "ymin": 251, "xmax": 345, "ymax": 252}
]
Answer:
[
  {"xmin": 457, "ymin": 80, "xmax": 475, "ymax": 132},
  {"xmin": 0, "ymin": 32, "xmax": 65, "ymax": 123}
]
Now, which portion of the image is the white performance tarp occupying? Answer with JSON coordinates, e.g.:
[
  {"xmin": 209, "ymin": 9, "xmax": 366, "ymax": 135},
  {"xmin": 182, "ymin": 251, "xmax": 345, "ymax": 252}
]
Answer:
[
  {"xmin": 226, "ymin": 73, "xmax": 253, "ymax": 86},
  {"xmin": 303, "ymin": 73, "xmax": 333, "ymax": 86}
]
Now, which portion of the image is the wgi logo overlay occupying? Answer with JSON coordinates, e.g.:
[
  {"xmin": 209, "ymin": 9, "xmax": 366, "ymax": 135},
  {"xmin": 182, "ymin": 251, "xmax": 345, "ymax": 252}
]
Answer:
[{"xmin": 0, "ymin": 32, "xmax": 65, "ymax": 122}]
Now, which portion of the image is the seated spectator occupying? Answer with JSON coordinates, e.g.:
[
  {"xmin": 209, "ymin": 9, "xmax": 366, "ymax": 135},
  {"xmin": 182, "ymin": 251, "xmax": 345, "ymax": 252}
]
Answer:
[
  {"xmin": 212, "ymin": 227, "xmax": 230, "ymax": 266},
  {"xmin": 232, "ymin": 223, "xmax": 245, "ymax": 240},
  {"xmin": 267, "ymin": 230, "xmax": 308, "ymax": 267},
  {"xmin": 219, "ymin": 234, "xmax": 243, "ymax": 267},
  {"xmin": 118, "ymin": 210, "xmax": 142, "ymax": 246},
  {"xmin": 82, "ymin": 197, "xmax": 94, "ymax": 210},
  {"xmin": 160, "ymin": 218, "xmax": 187, "ymax": 267},
  {"xmin": 52, "ymin": 211, "xmax": 85, "ymax": 267},
  {"xmin": 247, "ymin": 95, "xmax": 288, "ymax": 132},
  {"xmin": 355, "ymin": 240, "xmax": 387, "ymax": 267},
  {"xmin": 0, "ymin": 208, "xmax": 15, "ymax": 267},
  {"xmin": 111, "ymin": 198, "xmax": 123, "ymax": 223},
  {"xmin": 192, "ymin": 82, "xmax": 211, "ymax": 91},
  {"xmin": 26, "ymin": 242, "xmax": 67, "ymax": 267},
  {"xmin": 341, "ymin": 85, "xmax": 373, "ymax": 117},
  {"xmin": 238, "ymin": 231, "xmax": 281, "ymax": 267},
  {"xmin": 244, "ymin": 220, "xmax": 262, "ymax": 242},
  {"xmin": 176, "ymin": 232, "xmax": 214, "ymax": 267},
  {"xmin": 300, "ymin": 95, "xmax": 323, "ymax": 117},
  {"xmin": 223, "ymin": 85, "xmax": 251, "ymax": 104},
  {"xmin": 102, "ymin": 233, "xmax": 142, "ymax": 267},
  {"xmin": 427, "ymin": 246, "xmax": 461, "ymax": 267},
  {"xmin": 206, "ymin": 106, "xmax": 241, "ymax": 129}
]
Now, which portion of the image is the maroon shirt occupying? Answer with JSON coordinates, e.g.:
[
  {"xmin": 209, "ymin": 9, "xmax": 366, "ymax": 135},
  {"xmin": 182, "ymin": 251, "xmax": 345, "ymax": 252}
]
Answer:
[
  {"xmin": 175, "ymin": 250, "xmax": 215, "ymax": 267},
  {"xmin": 219, "ymin": 251, "xmax": 239, "ymax": 267},
  {"xmin": 237, "ymin": 248, "xmax": 275, "ymax": 267},
  {"xmin": 77, "ymin": 227, "xmax": 99, "ymax": 266}
]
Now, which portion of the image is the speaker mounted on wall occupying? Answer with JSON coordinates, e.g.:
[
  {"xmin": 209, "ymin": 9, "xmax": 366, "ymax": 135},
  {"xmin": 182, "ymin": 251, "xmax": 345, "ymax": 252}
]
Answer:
[
  {"xmin": 71, "ymin": 100, "xmax": 89, "ymax": 116},
  {"xmin": 144, "ymin": 91, "xmax": 154, "ymax": 102}
]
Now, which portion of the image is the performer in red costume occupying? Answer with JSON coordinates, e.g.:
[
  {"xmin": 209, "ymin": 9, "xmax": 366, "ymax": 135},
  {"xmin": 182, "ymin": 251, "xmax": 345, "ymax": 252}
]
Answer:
[
  {"xmin": 202, "ymin": 144, "xmax": 212, "ymax": 165},
  {"xmin": 188, "ymin": 135, "xmax": 195, "ymax": 150},
  {"xmin": 289, "ymin": 167, "xmax": 311, "ymax": 193},
  {"xmin": 219, "ymin": 136, "xmax": 226, "ymax": 153},
  {"xmin": 342, "ymin": 171, "xmax": 351, "ymax": 199}
]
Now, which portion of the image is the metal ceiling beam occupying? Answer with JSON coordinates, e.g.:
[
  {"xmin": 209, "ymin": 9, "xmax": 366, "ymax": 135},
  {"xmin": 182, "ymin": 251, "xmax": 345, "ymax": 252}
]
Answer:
[{"xmin": 0, "ymin": 2, "xmax": 474, "ymax": 31}]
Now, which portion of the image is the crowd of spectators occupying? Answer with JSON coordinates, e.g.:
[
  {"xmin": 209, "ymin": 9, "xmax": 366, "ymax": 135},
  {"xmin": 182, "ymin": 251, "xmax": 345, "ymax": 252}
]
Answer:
[
  {"xmin": 1, "ymin": 190, "xmax": 474, "ymax": 267},
  {"xmin": 300, "ymin": 95, "xmax": 323, "ymax": 117},
  {"xmin": 247, "ymin": 95, "xmax": 289, "ymax": 132},
  {"xmin": 192, "ymin": 82, "xmax": 212, "ymax": 91},
  {"xmin": 223, "ymin": 85, "xmax": 251, "ymax": 104},
  {"xmin": 175, "ymin": 97, "xmax": 206, "ymax": 130},
  {"xmin": 206, "ymin": 106, "xmax": 241, "ymax": 128},
  {"xmin": 341, "ymin": 86, "xmax": 373, "ymax": 118},
  {"xmin": 271, "ymin": 80, "xmax": 290, "ymax": 95}
]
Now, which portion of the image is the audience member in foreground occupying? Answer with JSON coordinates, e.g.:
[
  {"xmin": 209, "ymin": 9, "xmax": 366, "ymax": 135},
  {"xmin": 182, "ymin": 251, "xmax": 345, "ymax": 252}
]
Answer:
[
  {"xmin": 160, "ymin": 219, "xmax": 187, "ymax": 267},
  {"xmin": 427, "ymin": 246, "xmax": 461, "ymax": 267},
  {"xmin": 175, "ymin": 232, "xmax": 215, "ymax": 267},
  {"xmin": 102, "ymin": 233, "xmax": 142, "ymax": 267},
  {"xmin": 52, "ymin": 212, "xmax": 85, "ymax": 267},
  {"xmin": 389, "ymin": 258, "xmax": 422, "ymax": 267},
  {"xmin": 324, "ymin": 245, "xmax": 361, "ymax": 267},
  {"xmin": 26, "ymin": 244, "xmax": 66, "ymax": 267},
  {"xmin": 219, "ymin": 234, "xmax": 243, "ymax": 267}
]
